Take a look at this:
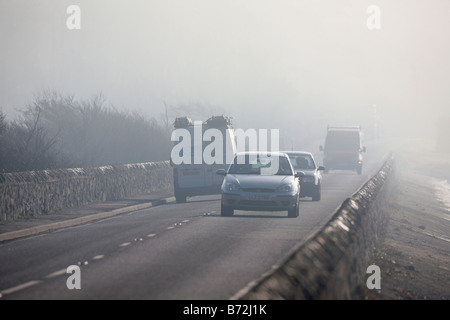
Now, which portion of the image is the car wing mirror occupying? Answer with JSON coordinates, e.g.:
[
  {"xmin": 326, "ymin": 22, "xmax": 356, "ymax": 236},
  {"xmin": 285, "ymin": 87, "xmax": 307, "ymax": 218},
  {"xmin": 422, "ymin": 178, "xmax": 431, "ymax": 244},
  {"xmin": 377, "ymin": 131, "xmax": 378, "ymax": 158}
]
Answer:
[
  {"xmin": 295, "ymin": 171, "xmax": 305, "ymax": 178},
  {"xmin": 216, "ymin": 169, "xmax": 227, "ymax": 176},
  {"xmin": 318, "ymin": 166, "xmax": 325, "ymax": 171}
]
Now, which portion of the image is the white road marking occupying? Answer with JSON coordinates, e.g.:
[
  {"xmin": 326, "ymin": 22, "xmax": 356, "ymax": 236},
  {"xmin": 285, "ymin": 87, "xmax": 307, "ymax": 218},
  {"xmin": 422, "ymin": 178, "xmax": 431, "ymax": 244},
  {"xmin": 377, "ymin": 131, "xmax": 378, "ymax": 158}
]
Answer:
[
  {"xmin": 45, "ymin": 268, "xmax": 67, "ymax": 279},
  {"xmin": 1, "ymin": 280, "xmax": 42, "ymax": 296}
]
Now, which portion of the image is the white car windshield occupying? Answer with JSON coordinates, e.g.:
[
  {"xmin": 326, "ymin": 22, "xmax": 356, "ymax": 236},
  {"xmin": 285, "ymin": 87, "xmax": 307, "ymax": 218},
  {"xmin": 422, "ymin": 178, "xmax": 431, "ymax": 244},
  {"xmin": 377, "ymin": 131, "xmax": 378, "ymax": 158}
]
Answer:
[{"xmin": 228, "ymin": 155, "xmax": 293, "ymax": 176}]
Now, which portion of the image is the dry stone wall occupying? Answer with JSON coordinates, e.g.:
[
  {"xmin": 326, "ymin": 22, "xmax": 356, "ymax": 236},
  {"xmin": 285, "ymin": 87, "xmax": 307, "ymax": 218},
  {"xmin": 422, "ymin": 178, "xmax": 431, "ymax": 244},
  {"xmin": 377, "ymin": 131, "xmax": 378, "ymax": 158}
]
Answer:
[{"xmin": 0, "ymin": 161, "xmax": 173, "ymax": 221}]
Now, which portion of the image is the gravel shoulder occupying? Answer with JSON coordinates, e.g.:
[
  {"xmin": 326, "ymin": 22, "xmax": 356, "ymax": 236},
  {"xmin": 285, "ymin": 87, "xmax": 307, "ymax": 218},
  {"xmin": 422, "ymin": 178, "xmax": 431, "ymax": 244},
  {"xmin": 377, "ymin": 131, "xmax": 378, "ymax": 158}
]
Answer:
[{"xmin": 364, "ymin": 147, "xmax": 450, "ymax": 300}]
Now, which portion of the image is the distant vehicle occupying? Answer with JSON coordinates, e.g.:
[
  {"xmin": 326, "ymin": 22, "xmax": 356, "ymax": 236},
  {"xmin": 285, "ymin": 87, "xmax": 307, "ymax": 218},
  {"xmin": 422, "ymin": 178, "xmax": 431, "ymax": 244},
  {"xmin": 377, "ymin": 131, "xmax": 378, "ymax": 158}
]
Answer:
[
  {"xmin": 170, "ymin": 115, "xmax": 237, "ymax": 203},
  {"xmin": 284, "ymin": 151, "xmax": 325, "ymax": 201},
  {"xmin": 320, "ymin": 125, "xmax": 366, "ymax": 175},
  {"xmin": 216, "ymin": 151, "xmax": 302, "ymax": 218}
]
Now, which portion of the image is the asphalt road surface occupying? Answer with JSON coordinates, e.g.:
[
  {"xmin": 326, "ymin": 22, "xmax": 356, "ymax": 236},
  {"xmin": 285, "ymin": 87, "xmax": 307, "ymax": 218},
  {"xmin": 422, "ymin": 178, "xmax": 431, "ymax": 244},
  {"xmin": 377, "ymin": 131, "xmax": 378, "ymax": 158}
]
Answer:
[{"xmin": 0, "ymin": 142, "xmax": 390, "ymax": 300}]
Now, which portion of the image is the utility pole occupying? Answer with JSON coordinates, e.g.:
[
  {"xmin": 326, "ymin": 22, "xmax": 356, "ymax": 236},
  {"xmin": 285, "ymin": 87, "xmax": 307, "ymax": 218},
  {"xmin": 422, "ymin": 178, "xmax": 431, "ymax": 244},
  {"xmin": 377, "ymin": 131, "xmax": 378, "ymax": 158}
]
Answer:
[
  {"xmin": 163, "ymin": 101, "xmax": 170, "ymax": 135},
  {"xmin": 373, "ymin": 104, "xmax": 378, "ymax": 139}
]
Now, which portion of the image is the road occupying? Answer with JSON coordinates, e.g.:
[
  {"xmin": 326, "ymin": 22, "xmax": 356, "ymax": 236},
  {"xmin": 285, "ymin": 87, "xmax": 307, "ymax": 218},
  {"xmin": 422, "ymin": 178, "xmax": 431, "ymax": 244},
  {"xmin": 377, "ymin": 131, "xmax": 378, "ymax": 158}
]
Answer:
[{"xmin": 0, "ymin": 142, "xmax": 390, "ymax": 300}]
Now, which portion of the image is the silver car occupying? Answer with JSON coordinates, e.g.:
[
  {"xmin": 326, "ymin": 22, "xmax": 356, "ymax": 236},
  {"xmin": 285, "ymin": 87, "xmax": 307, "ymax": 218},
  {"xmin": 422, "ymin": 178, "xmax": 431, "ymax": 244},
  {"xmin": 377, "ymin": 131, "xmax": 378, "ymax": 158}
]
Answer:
[
  {"xmin": 284, "ymin": 151, "xmax": 325, "ymax": 201},
  {"xmin": 216, "ymin": 152, "xmax": 302, "ymax": 218}
]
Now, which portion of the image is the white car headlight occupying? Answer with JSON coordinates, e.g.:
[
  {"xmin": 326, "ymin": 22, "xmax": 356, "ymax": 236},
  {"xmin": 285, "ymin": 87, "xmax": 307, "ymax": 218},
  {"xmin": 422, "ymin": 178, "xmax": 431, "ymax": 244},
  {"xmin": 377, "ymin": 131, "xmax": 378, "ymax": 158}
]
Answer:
[{"xmin": 276, "ymin": 184, "xmax": 293, "ymax": 193}]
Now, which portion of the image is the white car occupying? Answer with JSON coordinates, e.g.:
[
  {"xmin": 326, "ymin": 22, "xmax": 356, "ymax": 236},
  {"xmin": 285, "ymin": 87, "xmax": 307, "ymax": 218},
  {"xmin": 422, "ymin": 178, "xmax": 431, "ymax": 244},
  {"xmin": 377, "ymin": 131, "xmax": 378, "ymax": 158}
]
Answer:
[
  {"xmin": 284, "ymin": 151, "xmax": 325, "ymax": 201},
  {"xmin": 216, "ymin": 152, "xmax": 302, "ymax": 218}
]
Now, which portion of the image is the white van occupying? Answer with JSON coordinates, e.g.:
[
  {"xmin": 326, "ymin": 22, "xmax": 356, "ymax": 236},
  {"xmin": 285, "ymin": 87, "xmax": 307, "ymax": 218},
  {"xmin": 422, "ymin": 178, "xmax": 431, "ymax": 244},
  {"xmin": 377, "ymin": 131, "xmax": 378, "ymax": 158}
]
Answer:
[
  {"xmin": 170, "ymin": 116, "xmax": 237, "ymax": 203},
  {"xmin": 319, "ymin": 125, "xmax": 366, "ymax": 174}
]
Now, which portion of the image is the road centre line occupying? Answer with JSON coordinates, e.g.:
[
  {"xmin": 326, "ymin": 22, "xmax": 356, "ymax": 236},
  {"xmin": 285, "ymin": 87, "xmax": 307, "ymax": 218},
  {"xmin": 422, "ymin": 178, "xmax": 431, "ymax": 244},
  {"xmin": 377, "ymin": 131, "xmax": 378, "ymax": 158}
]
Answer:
[
  {"xmin": 45, "ymin": 268, "xmax": 67, "ymax": 279},
  {"xmin": 1, "ymin": 280, "xmax": 42, "ymax": 296}
]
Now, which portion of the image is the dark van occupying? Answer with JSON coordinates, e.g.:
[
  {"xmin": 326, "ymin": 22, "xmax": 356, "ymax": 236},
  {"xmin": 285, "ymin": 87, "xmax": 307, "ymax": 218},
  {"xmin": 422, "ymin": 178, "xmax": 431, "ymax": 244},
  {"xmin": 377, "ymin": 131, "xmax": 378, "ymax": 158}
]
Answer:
[{"xmin": 320, "ymin": 126, "xmax": 366, "ymax": 174}]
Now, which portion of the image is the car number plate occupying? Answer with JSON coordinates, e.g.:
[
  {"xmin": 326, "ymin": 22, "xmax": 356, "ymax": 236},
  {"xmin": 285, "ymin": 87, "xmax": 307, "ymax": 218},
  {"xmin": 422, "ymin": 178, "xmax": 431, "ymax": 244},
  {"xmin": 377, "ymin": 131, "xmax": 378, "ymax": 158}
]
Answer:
[{"xmin": 248, "ymin": 195, "xmax": 269, "ymax": 200}]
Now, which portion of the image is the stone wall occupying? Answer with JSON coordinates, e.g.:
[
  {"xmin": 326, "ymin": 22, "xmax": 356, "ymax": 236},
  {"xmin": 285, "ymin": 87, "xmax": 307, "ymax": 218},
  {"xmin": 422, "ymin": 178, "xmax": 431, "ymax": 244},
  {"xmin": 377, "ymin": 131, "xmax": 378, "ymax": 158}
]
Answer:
[
  {"xmin": 0, "ymin": 161, "xmax": 173, "ymax": 221},
  {"xmin": 234, "ymin": 155, "xmax": 395, "ymax": 300}
]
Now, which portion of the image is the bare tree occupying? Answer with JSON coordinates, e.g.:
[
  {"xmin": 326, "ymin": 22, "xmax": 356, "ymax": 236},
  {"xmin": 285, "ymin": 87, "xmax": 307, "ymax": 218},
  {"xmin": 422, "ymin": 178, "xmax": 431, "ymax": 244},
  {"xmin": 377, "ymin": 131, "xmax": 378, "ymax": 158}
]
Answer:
[{"xmin": 0, "ymin": 91, "xmax": 173, "ymax": 172}]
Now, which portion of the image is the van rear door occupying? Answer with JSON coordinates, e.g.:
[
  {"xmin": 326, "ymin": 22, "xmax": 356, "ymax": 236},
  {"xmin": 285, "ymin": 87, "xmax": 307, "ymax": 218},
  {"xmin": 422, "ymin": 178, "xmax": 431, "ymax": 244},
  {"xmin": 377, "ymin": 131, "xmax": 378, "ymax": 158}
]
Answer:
[{"xmin": 177, "ymin": 164, "xmax": 208, "ymax": 188}]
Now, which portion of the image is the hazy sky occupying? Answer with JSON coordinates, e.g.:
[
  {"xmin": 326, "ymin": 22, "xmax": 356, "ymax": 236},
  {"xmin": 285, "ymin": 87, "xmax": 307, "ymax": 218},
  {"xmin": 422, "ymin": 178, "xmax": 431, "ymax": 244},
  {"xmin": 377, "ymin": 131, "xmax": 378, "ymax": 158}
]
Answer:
[{"xmin": 1, "ymin": 0, "xmax": 450, "ymax": 143}]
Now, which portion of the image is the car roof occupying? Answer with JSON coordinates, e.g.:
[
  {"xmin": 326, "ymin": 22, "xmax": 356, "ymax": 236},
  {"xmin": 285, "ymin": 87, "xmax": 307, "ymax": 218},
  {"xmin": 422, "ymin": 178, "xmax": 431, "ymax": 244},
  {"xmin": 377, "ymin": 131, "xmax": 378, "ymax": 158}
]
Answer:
[
  {"xmin": 234, "ymin": 151, "xmax": 288, "ymax": 157},
  {"xmin": 282, "ymin": 151, "xmax": 313, "ymax": 156}
]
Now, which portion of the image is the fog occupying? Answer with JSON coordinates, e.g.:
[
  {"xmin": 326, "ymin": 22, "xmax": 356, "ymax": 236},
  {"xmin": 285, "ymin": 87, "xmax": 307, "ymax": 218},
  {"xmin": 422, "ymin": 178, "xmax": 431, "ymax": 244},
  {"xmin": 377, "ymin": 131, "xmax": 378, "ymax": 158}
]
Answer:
[{"xmin": 1, "ymin": 0, "xmax": 450, "ymax": 149}]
